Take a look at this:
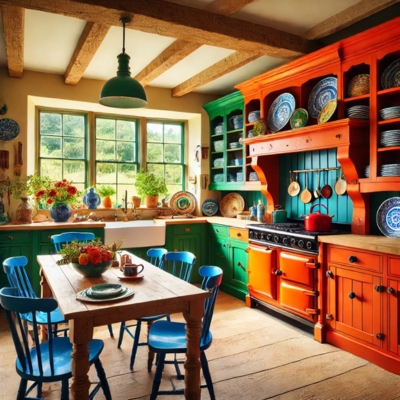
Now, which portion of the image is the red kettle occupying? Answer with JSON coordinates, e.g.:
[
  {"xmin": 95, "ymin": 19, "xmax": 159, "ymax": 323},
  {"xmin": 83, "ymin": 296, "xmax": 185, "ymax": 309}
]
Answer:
[{"xmin": 302, "ymin": 204, "xmax": 334, "ymax": 232}]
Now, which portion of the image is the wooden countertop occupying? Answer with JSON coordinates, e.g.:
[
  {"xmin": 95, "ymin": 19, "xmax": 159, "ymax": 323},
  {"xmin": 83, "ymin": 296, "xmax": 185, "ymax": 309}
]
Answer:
[
  {"xmin": 153, "ymin": 216, "xmax": 263, "ymax": 229},
  {"xmin": 318, "ymin": 234, "xmax": 400, "ymax": 256},
  {"xmin": 0, "ymin": 220, "xmax": 105, "ymax": 231}
]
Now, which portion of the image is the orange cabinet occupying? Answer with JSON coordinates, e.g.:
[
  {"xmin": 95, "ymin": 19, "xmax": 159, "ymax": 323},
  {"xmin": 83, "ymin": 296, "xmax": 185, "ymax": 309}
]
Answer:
[
  {"xmin": 237, "ymin": 17, "xmax": 400, "ymax": 235},
  {"xmin": 325, "ymin": 244, "xmax": 400, "ymax": 374}
]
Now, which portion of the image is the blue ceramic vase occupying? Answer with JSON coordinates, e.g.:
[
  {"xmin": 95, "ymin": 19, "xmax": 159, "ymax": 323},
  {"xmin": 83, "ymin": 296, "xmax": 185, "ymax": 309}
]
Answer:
[
  {"xmin": 50, "ymin": 201, "xmax": 72, "ymax": 222},
  {"xmin": 83, "ymin": 188, "xmax": 101, "ymax": 209}
]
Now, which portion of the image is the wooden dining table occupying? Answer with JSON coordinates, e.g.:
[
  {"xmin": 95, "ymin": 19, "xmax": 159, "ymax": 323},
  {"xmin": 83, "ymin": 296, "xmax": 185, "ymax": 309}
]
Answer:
[{"xmin": 38, "ymin": 254, "xmax": 210, "ymax": 400}]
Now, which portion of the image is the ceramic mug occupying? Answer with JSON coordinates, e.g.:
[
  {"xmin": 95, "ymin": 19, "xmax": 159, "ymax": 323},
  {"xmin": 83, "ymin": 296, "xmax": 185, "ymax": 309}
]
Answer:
[{"xmin": 123, "ymin": 263, "xmax": 144, "ymax": 276}]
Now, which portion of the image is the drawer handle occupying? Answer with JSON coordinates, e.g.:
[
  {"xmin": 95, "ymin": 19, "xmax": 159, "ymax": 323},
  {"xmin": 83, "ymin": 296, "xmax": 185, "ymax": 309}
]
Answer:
[
  {"xmin": 8, "ymin": 235, "xmax": 13, "ymax": 241},
  {"xmin": 216, "ymin": 229, "xmax": 219, "ymax": 233},
  {"xmin": 185, "ymin": 228, "xmax": 190, "ymax": 232},
  {"xmin": 348, "ymin": 255, "xmax": 357, "ymax": 263},
  {"xmin": 237, "ymin": 232, "xmax": 242, "ymax": 237},
  {"xmin": 349, "ymin": 291, "xmax": 356, "ymax": 299}
]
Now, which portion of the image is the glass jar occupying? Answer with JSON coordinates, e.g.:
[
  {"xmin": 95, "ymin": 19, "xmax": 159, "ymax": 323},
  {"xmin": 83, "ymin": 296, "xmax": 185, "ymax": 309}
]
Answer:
[{"xmin": 16, "ymin": 196, "xmax": 37, "ymax": 223}]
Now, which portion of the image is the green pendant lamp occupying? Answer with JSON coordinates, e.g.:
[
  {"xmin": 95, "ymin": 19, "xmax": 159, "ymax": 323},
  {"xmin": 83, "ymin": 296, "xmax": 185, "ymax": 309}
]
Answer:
[{"xmin": 99, "ymin": 17, "xmax": 147, "ymax": 108}]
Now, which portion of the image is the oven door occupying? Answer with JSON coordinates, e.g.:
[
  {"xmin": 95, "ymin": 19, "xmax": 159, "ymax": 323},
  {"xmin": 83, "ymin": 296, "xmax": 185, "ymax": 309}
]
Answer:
[
  {"xmin": 248, "ymin": 243, "xmax": 278, "ymax": 303},
  {"xmin": 279, "ymin": 250, "xmax": 318, "ymax": 321}
]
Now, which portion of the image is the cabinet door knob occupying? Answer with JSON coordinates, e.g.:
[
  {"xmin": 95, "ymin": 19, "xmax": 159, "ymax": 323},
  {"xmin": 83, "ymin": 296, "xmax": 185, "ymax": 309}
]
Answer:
[
  {"xmin": 348, "ymin": 255, "xmax": 357, "ymax": 263},
  {"xmin": 8, "ymin": 235, "xmax": 13, "ymax": 241},
  {"xmin": 349, "ymin": 291, "xmax": 356, "ymax": 299},
  {"xmin": 387, "ymin": 287, "xmax": 395, "ymax": 294},
  {"xmin": 326, "ymin": 271, "xmax": 334, "ymax": 279},
  {"xmin": 376, "ymin": 333, "xmax": 384, "ymax": 340},
  {"xmin": 185, "ymin": 227, "xmax": 190, "ymax": 232},
  {"xmin": 216, "ymin": 229, "xmax": 219, "ymax": 233},
  {"xmin": 375, "ymin": 284, "xmax": 385, "ymax": 293},
  {"xmin": 274, "ymin": 269, "xmax": 283, "ymax": 276}
]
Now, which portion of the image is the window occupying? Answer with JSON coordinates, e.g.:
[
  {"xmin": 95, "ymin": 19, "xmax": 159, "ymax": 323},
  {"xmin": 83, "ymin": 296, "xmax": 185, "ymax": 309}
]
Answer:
[
  {"xmin": 146, "ymin": 121, "xmax": 184, "ymax": 196},
  {"xmin": 38, "ymin": 111, "xmax": 185, "ymax": 202},
  {"xmin": 95, "ymin": 117, "xmax": 139, "ymax": 202},
  {"xmin": 39, "ymin": 111, "xmax": 87, "ymax": 192}
]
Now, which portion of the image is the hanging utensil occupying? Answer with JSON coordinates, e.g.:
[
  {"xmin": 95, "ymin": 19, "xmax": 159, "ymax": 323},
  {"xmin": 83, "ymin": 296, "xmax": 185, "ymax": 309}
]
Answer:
[
  {"xmin": 288, "ymin": 172, "xmax": 300, "ymax": 197},
  {"xmin": 300, "ymin": 172, "xmax": 312, "ymax": 204},
  {"xmin": 334, "ymin": 167, "xmax": 347, "ymax": 195},
  {"xmin": 321, "ymin": 170, "xmax": 333, "ymax": 199},
  {"xmin": 313, "ymin": 170, "xmax": 321, "ymax": 199},
  {"xmin": 14, "ymin": 141, "xmax": 22, "ymax": 176}
]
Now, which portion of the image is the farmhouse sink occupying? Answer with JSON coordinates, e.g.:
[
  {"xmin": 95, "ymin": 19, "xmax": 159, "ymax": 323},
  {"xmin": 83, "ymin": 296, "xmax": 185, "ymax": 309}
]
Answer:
[{"xmin": 104, "ymin": 220, "xmax": 166, "ymax": 249}]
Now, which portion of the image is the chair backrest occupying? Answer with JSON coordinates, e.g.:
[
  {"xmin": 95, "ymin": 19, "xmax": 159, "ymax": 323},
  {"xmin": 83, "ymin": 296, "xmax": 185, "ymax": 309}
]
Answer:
[
  {"xmin": 0, "ymin": 287, "xmax": 59, "ymax": 375},
  {"xmin": 3, "ymin": 256, "xmax": 37, "ymax": 299},
  {"xmin": 163, "ymin": 251, "xmax": 196, "ymax": 282},
  {"xmin": 147, "ymin": 248, "xmax": 168, "ymax": 268},
  {"xmin": 51, "ymin": 231, "xmax": 95, "ymax": 253},
  {"xmin": 198, "ymin": 266, "xmax": 223, "ymax": 343}
]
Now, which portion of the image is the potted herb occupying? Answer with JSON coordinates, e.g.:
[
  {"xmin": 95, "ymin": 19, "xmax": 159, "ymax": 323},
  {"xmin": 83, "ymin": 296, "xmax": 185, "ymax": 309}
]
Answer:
[
  {"xmin": 134, "ymin": 169, "xmax": 168, "ymax": 208},
  {"xmin": 96, "ymin": 185, "xmax": 116, "ymax": 208}
]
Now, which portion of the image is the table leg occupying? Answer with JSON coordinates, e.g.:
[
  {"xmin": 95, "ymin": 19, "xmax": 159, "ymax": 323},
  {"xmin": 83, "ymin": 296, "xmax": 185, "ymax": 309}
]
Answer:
[
  {"xmin": 147, "ymin": 321, "xmax": 155, "ymax": 372},
  {"xmin": 39, "ymin": 268, "xmax": 50, "ymax": 342},
  {"xmin": 69, "ymin": 319, "xmax": 94, "ymax": 400},
  {"xmin": 183, "ymin": 298, "xmax": 204, "ymax": 400}
]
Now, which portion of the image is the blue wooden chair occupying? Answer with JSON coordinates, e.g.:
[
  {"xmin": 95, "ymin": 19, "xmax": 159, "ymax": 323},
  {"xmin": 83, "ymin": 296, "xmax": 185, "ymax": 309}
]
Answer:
[
  {"xmin": 118, "ymin": 250, "xmax": 196, "ymax": 372},
  {"xmin": 148, "ymin": 265, "xmax": 223, "ymax": 400},
  {"xmin": 3, "ymin": 256, "xmax": 68, "ymax": 337},
  {"xmin": 0, "ymin": 287, "xmax": 112, "ymax": 400},
  {"xmin": 50, "ymin": 231, "xmax": 114, "ymax": 338}
]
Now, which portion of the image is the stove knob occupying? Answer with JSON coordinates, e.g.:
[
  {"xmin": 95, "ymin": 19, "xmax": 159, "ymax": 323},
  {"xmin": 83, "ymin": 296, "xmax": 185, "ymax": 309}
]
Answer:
[
  {"xmin": 290, "ymin": 238, "xmax": 296, "ymax": 246},
  {"xmin": 274, "ymin": 235, "xmax": 280, "ymax": 243},
  {"xmin": 249, "ymin": 231, "xmax": 255, "ymax": 239},
  {"xmin": 267, "ymin": 233, "xmax": 273, "ymax": 241},
  {"xmin": 298, "ymin": 239, "xmax": 304, "ymax": 248},
  {"xmin": 282, "ymin": 237, "xmax": 289, "ymax": 245},
  {"xmin": 260, "ymin": 233, "xmax": 266, "ymax": 241},
  {"xmin": 306, "ymin": 241, "xmax": 312, "ymax": 249}
]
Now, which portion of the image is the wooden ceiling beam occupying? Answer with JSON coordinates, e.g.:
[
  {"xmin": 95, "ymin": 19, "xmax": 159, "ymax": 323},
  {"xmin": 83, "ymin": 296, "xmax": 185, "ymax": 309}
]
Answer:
[
  {"xmin": 205, "ymin": 0, "xmax": 256, "ymax": 15},
  {"xmin": 1, "ymin": 5, "xmax": 24, "ymax": 78},
  {"xmin": 0, "ymin": 0, "xmax": 319, "ymax": 58},
  {"xmin": 303, "ymin": 0, "xmax": 400, "ymax": 40},
  {"xmin": 64, "ymin": 21, "xmax": 110, "ymax": 85},
  {"xmin": 172, "ymin": 51, "xmax": 259, "ymax": 97},
  {"xmin": 135, "ymin": 40, "xmax": 202, "ymax": 86}
]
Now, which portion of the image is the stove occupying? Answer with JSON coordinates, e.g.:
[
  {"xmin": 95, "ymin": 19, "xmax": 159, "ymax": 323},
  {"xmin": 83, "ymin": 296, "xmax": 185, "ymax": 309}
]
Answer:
[{"xmin": 246, "ymin": 222, "xmax": 349, "ymax": 255}]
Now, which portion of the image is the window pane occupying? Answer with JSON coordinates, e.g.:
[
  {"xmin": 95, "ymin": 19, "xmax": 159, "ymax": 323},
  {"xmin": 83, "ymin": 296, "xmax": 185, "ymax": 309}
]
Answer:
[
  {"xmin": 40, "ymin": 159, "xmax": 62, "ymax": 180},
  {"xmin": 64, "ymin": 137, "xmax": 85, "ymax": 159},
  {"xmin": 117, "ymin": 120, "xmax": 135, "ymax": 141},
  {"xmin": 65, "ymin": 160, "xmax": 86, "ymax": 185},
  {"xmin": 96, "ymin": 118, "xmax": 115, "ymax": 139},
  {"xmin": 164, "ymin": 143, "xmax": 181, "ymax": 163},
  {"xmin": 63, "ymin": 115, "xmax": 85, "ymax": 137},
  {"xmin": 164, "ymin": 124, "xmax": 182, "ymax": 144},
  {"xmin": 40, "ymin": 113, "xmax": 61, "ymax": 136},
  {"xmin": 41, "ymin": 136, "xmax": 62, "ymax": 157},
  {"xmin": 96, "ymin": 163, "xmax": 117, "ymax": 183},
  {"xmin": 165, "ymin": 164, "xmax": 183, "ymax": 184},
  {"xmin": 96, "ymin": 140, "xmax": 115, "ymax": 161},
  {"xmin": 147, "ymin": 164, "xmax": 164, "ymax": 179},
  {"xmin": 147, "ymin": 143, "xmax": 163, "ymax": 162},
  {"xmin": 117, "ymin": 141, "xmax": 135, "ymax": 162},
  {"xmin": 147, "ymin": 122, "xmax": 163, "ymax": 142},
  {"xmin": 118, "ymin": 163, "xmax": 137, "ymax": 183}
]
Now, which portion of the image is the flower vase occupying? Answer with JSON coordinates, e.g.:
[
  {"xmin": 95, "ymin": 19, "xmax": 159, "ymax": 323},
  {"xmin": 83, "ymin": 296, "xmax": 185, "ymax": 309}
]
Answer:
[{"xmin": 50, "ymin": 201, "xmax": 72, "ymax": 222}]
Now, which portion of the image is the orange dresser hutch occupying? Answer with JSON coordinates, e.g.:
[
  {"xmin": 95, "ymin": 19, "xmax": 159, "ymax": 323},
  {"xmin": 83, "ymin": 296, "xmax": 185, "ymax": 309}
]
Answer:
[{"xmin": 236, "ymin": 17, "xmax": 400, "ymax": 375}]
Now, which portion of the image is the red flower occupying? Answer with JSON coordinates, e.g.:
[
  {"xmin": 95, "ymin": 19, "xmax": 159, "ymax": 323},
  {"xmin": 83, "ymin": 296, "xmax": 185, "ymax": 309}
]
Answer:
[
  {"xmin": 88, "ymin": 248, "xmax": 102, "ymax": 264},
  {"xmin": 78, "ymin": 253, "xmax": 89, "ymax": 265}
]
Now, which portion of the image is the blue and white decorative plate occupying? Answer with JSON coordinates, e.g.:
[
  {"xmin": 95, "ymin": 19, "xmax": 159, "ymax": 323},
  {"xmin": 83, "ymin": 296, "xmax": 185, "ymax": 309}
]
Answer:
[
  {"xmin": 202, "ymin": 198, "xmax": 218, "ymax": 216},
  {"xmin": 376, "ymin": 197, "xmax": 400, "ymax": 237},
  {"xmin": 0, "ymin": 118, "xmax": 20, "ymax": 141},
  {"xmin": 267, "ymin": 93, "xmax": 295, "ymax": 132},
  {"xmin": 308, "ymin": 77, "xmax": 337, "ymax": 119}
]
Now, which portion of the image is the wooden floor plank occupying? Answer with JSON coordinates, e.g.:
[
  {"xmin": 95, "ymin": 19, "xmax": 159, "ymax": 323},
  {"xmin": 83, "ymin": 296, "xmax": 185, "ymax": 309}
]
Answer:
[{"xmin": 1, "ymin": 290, "xmax": 399, "ymax": 400}]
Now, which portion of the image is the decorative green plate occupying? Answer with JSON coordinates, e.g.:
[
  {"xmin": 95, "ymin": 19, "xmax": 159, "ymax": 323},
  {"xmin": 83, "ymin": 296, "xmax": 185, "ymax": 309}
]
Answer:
[
  {"xmin": 317, "ymin": 99, "xmax": 337, "ymax": 124},
  {"xmin": 290, "ymin": 108, "xmax": 309, "ymax": 129}
]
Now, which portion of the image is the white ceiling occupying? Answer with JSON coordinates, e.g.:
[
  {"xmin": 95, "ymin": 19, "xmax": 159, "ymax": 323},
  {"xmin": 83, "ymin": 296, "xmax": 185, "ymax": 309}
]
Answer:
[{"xmin": 0, "ymin": 0, "xmax": 397, "ymax": 96}]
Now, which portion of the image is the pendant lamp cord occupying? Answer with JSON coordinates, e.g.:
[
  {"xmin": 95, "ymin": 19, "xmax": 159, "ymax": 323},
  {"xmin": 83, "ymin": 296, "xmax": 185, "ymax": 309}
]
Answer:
[{"xmin": 122, "ymin": 20, "xmax": 126, "ymax": 54}]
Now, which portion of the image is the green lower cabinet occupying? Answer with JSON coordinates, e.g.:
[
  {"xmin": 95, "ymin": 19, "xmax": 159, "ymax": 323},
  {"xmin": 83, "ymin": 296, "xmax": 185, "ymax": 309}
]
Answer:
[
  {"xmin": 208, "ymin": 224, "xmax": 248, "ymax": 301},
  {"xmin": 165, "ymin": 223, "xmax": 206, "ymax": 284},
  {"xmin": 0, "ymin": 231, "xmax": 33, "ymax": 293}
]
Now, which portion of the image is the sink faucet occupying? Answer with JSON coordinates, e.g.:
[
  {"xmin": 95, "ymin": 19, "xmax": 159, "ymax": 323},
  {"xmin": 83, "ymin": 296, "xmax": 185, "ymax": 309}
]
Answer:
[{"xmin": 123, "ymin": 190, "xmax": 128, "ymax": 214}]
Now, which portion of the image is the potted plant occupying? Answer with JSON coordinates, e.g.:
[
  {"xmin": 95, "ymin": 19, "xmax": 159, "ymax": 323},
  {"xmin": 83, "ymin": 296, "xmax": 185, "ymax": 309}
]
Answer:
[
  {"xmin": 96, "ymin": 185, "xmax": 116, "ymax": 208},
  {"xmin": 134, "ymin": 169, "xmax": 168, "ymax": 208}
]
